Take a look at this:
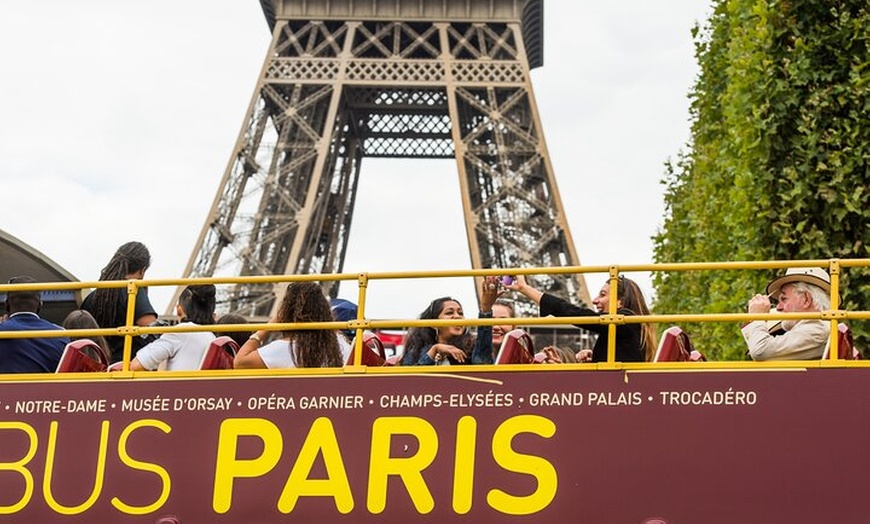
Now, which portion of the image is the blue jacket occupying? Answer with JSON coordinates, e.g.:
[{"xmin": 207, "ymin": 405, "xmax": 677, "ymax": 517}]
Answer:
[{"xmin": 0, "ymin": 313, "xmax": 68, "ymax": 373}]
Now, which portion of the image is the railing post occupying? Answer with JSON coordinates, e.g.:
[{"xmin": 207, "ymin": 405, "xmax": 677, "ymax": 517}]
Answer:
[
  {"xmin": 121, "ymin": 280, "xmax": 139, "ymax": 371},
  {"xmin": 827, "ymin": 259, "xmax": 840, "ymax": 361},
  {"xmin": 350, "ymin": 273, "xmax": 369, "ymax": 368},
  {"xmin": 606, "ymin": 266, "xmax": 619, "ymax": 364}
]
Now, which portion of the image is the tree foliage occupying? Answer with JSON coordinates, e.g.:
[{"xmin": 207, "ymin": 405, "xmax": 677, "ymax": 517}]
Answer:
[{"xmin": 654, "ymin": 0, "xmax": 869, "ymax": 359}]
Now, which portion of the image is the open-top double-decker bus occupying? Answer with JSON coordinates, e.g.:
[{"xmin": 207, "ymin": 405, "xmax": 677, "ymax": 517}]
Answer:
[{"xmin": 0, "ymin": 259, "xmax": 868, "ymax": 523}]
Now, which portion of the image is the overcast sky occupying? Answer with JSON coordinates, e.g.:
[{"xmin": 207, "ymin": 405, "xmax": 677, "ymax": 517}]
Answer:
[{"xmin": 0, "ymin": 1, "xmax": 711, "ymax": 319}]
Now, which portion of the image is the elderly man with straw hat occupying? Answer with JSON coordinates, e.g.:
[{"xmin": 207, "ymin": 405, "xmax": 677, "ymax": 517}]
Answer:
[{"xmin": 742, "ymin": 267, "xmax": 832, "ymax": 361}]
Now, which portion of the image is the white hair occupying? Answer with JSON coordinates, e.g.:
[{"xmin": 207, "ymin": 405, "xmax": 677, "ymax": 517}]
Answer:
[{"xmin": 790, "ymin": 281, "xmax": 831, "ymax": 311}]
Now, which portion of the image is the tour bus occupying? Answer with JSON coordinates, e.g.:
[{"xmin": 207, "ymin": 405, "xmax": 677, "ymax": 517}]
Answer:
[{"xmin": 0, "ymin": 259, "xmax": 867, "ymax": 523}]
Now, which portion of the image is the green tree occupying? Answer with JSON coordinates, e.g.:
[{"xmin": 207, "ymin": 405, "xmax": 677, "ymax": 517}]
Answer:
[{"xmin": 654, "ymin": 0, "xmax": 869, "ymax": 359}]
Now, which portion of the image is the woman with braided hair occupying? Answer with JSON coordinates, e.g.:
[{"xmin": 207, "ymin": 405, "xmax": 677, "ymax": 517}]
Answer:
[
  {"xmin": 234, "ymin": 281, "xmax": 350, "ymax": 369},
  {"xmin": 81, "ymin": 241, "xmax": 157, "ymax": 362},
  {"xmin": 129, "ymin": 284, "xmax": 217, "ymax": 371}
]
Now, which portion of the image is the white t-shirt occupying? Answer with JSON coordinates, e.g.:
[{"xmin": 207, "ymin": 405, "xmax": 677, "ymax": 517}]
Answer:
[
  {"xmin": 258, "ymin": 333, "xmax": 351, "ymax": 369},
  {"xmin": 135, "ymin": 322, "xmax": 216, "ymax": 371}
]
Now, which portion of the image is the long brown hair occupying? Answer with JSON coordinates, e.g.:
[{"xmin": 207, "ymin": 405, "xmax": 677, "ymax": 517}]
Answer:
[
  {"xmin": 617, "ymin": 276, "xmax": 657, "ymax": 361},
  {"xmin": 62, "ymin": 309, "xmax": 111, "ymax": 363},
  {"xmin": 276, "ymin": 282, "xmax": 342, "ymax": 368}
]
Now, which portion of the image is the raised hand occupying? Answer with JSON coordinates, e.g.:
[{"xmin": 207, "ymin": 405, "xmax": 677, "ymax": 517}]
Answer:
[{"xmin": 480, "ymin": 275, "xmax": 503, "ymax": 312}]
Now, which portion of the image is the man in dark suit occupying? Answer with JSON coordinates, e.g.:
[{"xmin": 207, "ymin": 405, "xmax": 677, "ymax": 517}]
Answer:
[{"xmin": 0, "ymin": 276, "xmax": 68, "ymax": 373}]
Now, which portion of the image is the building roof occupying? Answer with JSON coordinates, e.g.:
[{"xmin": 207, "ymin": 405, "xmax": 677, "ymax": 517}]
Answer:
[{"xmin": 0, "ymin": 229, "xmax": 82, "ymax": 324}]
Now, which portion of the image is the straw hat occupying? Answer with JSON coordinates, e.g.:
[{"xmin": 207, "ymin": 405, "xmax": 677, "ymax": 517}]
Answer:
[{"xmin": 765, "ymin": 267, "xmax": 832, "ymax": 297}]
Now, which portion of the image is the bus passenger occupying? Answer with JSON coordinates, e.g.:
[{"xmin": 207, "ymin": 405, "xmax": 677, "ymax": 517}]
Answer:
[
  {"xmin": 491, "ymin": 298, "xmax": 518, "ymax": 357},
  {"xmin": 490, "ymin": 298, "xmax": 577, "ymax": 364},
  {"xmin": 400, "ymin": 276, "xmax": 499, "ymax": 366},
  {"xmin": 62, "ymin": 309, "xmax": 110, "ymax": 363},
  {"xmin": 214, "ymin": 313, "xmax": 252, "ymax": 349},
  {"xmin": 234, "ymin": 282, "xmax": 349, "ymax": 369},
  {"xmin": 0, "ymin": 276, "xmax": 68, "ymax": 373},
  {"xmin": 330, "ymin": 298, "xmax": 359, "ymax": 341},
  {"xmin": 128, "ymin": 285, "xmax": 217, "ymax": 371},
  {"xmin": 81, "ymin": 241, "xmax": 157, "ymax": 363},
  {"xmin": 505, "ymin": 275, "xmax": 656, "ymax": 362},
  {"xmin": 742, "ymin": 267, "xmax": 831, "ymax": 360}
]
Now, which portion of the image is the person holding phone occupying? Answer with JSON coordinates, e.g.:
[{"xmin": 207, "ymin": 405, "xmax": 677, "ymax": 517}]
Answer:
[{"xmin": 504, "ymin": 274, "xmax": 655, "ymax": 363}]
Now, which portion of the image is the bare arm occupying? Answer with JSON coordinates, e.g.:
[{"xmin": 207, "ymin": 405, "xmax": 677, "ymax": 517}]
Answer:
[
  {"xmin": 233, "ymin": 324, "xmax": 270, "ymax": 369},
  {"xmin": 234, "ymin": 336, "xmax": 267, "ymax": 369}
]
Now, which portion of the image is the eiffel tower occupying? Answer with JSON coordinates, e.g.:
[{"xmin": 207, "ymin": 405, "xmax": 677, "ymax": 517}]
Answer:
[{"xmin": 179, "ymin": 0, "xmax": 590, "ymax": 318}]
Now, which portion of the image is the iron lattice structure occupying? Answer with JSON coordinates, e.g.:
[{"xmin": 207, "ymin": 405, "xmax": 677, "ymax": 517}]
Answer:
[{"xmin": 179, "ymin": 0, "xmax": 590, "ymax": 318}]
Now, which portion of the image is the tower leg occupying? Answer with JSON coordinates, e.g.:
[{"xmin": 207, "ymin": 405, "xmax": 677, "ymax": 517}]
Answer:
[
  {"xmin": 178, "ymin": 15, "xmax": 589, "ymax": 318},
  {"xmin": 440, "ymin": 22, "xmax": 591, "ymax": 309}
]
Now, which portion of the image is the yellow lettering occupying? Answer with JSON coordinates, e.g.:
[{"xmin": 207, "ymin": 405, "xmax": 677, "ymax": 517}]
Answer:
[
  {"xmin": 0, "ymin": 422, "xmax": 38, "ymax": 514},
  {"xmin": 111, "ymin": 420, "xmax": 172, "ymax": 514},
  {"xmin": 213, "ymin": 418, "xmax": 283, "ymax": 514},
  {"xmin": 452, "ymin": 416, "xmax": 476, "ymax": 514},
  {"xmin": 277, "ymin": 417, "xmax": 353, "ymax": 514},
  {"xmin": 487, "ymin": 415, "xmax": 557, "ymax": 515},
  {"xmin": 367, "ymin": 416, "xmax": 437, "ymax": 514},
  {"xmin": 43, "ymin": 420, "xmax": 109, "ymax": 515}
]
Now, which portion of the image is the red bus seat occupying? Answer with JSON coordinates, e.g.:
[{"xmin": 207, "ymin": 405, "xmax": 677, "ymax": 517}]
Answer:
[
  {"xmin": 199, "ymin": 336, "xmax": 239, "ymax": 370},
  {"xmin": 346, "ymin": 332, "xmax": 387, "ymax": 366},
  {"xmin": 56, "ymin": 339, "xmax": 109, "ymax": 373},
  {"xmin": 495, "ymin": 329, "xmax": 535, "ymax": 365},
  {"xmin": 372, "ymin": 329, "xmax": 405, "ymax": 356},
  {"xmin": 822, "ymin": 323, "xmax": 855, "ymax": 360},
  {"xmin": 363, "ymin": 331, "xmax": 387, "ymax": 360},
  {"xmin": 654, "ymin": 326, "xmax": 703, "ymax": 362}
]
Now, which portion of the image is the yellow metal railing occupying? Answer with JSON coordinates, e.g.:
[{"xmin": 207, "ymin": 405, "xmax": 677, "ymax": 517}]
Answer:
[{"xmin": 0, "ymin": 258, "xmax": 867, "ymax": 381}]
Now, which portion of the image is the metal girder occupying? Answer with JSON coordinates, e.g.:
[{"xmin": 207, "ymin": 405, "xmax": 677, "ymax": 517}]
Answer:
[{"xmin": 177, "ymin": 14, "xmax": 588, "ymax": 318}]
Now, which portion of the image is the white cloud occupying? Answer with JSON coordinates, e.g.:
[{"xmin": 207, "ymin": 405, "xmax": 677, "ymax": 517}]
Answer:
[{"xmin": 0, "ymin": 1, "xmax": 711, "ymax": 318}]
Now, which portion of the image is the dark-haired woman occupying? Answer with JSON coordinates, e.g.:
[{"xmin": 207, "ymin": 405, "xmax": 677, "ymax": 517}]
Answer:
[
  {"xmin": 129, "ymin": 285, "xmax": 217, "ymax": 371},
  {"xmin": 234, "ymin": 282, "xmax": 349, "ymax": 369},
  {"xmin": 81, "ymin": 241, "xmax": 157, "ymax": 362},
  {"xmin": 400, "ymin": 276, "xmax": 500, "ymax": 366},
  {"xmin": 506, "ymin": 275, "xmax": 656, "ymax": 362}
]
